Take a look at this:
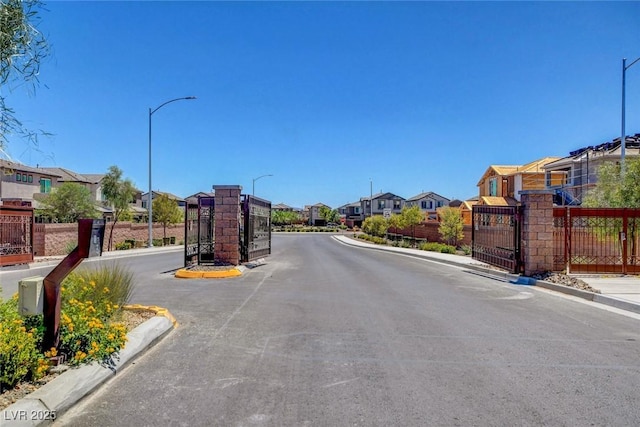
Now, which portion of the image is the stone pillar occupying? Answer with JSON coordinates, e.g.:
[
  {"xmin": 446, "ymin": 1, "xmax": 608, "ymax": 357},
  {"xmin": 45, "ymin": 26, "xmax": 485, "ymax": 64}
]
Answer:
[
  {"xmin": 519, "ymin": 190, "xmax": 555, "ymax": 276},
  {"xmin": 213, "ymin": 185, "xmax": 242, "ymax": 265}
]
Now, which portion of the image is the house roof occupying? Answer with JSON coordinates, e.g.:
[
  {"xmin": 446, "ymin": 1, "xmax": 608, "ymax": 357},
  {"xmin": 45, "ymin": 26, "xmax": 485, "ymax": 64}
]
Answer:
[
  {"xmin": 360, "ymin": 192, "xmax": 405, "ymax": 202},
  {"xmin": 142, "ymin": 190, "xmax": 184, "ymax": 201},
  {"xmin": 405, "ymin": 191, "xmax": 449, "ymax": 202},
  {"xmin": 0, "ymin": 160, "xmax": 62, "ymax": 177},
  {"xmin": 543, "ymin": 134, "xmax": 640, "ymax": 170},
  {"xmin": 477, "ymin": 157, "xmax": 561, "ymax": 186},
  {"xmin": 40, "ymin": 167, "xmax": 92, "ymax": 183},
  {"xmin": 460, "ymin": 199, "xmax": 479, "ymax": 210},
  {"xmin": 479, "ymin": 196, "xmax": 518, "ymax": 206}
]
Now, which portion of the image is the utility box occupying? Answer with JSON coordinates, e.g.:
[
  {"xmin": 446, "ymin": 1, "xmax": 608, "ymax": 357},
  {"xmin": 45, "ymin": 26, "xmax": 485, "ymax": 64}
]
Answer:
[{"xmin": 18, "ymin": 276, "xmax": 45, "ymax": 316}]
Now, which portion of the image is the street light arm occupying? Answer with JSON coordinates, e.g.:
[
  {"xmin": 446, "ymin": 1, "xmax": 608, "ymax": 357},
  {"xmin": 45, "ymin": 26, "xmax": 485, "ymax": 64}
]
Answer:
[
  {"xmin": 150, "ymin": 96, "xmax": 197, "ymax": 116},
  {"xmin": 625, "ymin": 57, "xmax": 640, "ymax": 70}
]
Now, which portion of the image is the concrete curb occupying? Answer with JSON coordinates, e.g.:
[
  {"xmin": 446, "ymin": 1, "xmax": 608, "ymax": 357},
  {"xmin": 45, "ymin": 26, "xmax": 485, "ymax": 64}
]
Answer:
[
  {"xmin": 335, "ymin": 235, "xmax": 640, "ymax": 315},
  {"xmin": 0, "ymin": 310, "xmax": 176, "ymax": 426}
]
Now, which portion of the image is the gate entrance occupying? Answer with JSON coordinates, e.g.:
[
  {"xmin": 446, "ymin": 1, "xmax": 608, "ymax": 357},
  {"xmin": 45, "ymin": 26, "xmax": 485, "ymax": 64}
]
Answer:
[
  {"xmin": 472, "ymin": 205, "xmax": 523, "ymax": 274},
  {"xmin": 241, "ymin": 195, "xmax": 271, "ymax": 262},
  {"xmin": 184, "ymin": 195, "xmax": 215, "ymax": 265},
  {"xmin": 0, "ymin": 204, "xmax": 34, "ymax": 266},
  {"xmin": 554, "ymin": 207, "xmax": 640, "ymax": 274}
]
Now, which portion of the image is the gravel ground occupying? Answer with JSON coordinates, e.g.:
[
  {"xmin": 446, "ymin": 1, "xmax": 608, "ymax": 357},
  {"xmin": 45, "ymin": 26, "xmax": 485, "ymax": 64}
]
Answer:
[{"xmin": 531, "ymin": 272, "xmax": 601, "ymax": 293}]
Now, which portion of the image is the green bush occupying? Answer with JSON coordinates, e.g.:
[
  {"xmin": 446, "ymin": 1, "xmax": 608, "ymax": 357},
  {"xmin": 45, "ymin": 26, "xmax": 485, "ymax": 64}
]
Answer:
[
  {"xmin": 418, "ymin": 242, "xmax": 457, "ymax": 254},
  {"xmin": 115, "ymin": 241, "xmax": 132, "ymax": 250},
  {"xmin": 0, "ymin": 293, "xmax": 48, "ymax": 389},
  {"xmin": 460, "ymin": 244, "xmax": 472, "ymax": 255},
  {"xmin": 59, "ymin": 265, "xmax": 134, "ymax": 365}
]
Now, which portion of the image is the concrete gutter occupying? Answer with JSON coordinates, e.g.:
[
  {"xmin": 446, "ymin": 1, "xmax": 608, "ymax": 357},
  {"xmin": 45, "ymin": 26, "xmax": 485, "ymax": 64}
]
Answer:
[{"xmin": 0, "ymin": 308, "xmax": 176, "ymax": 426}]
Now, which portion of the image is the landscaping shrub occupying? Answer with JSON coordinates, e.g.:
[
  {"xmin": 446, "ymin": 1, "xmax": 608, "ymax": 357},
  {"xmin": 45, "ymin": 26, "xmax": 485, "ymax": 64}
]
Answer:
[
  {"xmin": 0, "ymin": 292, "xmax": 48, "ymax": 389},
  {"xmin": 418, "ymin": 241, "xmax": 457, "ymax": 254},
  {"xmin": 115, "ymin": 241, "xmax": 132, "ymax": 250},
  {"xmin": 460, "ymin": 244, "xmax": 472, "ymax": 255},
  {"xmin": 58, "ymin": 265, "xmax": 134, "ymax": 365}
]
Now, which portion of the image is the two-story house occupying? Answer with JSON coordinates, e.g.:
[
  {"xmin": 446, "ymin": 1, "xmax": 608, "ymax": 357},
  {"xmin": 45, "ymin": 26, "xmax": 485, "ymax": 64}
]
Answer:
[
  {"xmin": 0, "ymin": 160, "xmax": 61, "ymax": 206},
  {"xmin": 476, "ymin": 157, "xmax": 562, "ymax": 206},
  {"xmin": 307, "ymin": 202, "xmax": 331, "ymax": 226},
  {"xmin": 542, "ymin": 135, "xmax": 640, "ymax": 205},
  {"xmin": 405, "ymin": 192, "xmax": 450, "ymax": 221},
  {"xmin": 361, "ymin": 192, "xmax": 405, "ymax": 217},
  {"xmin": 337, "ymin": 201, "xmax": 363, "ymax": 226}
]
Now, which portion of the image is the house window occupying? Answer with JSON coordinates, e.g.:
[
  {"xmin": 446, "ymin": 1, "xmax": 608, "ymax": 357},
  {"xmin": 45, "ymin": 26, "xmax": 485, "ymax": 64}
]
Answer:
[
  {"xmin": 421, "ymin": 201, "xmax": 427, "ymax": 209},
  {"xmin": 393, "ymin": 200, "xmax": 401, "ymax": 210},
  {"xmin": 354, "ymin": 207, "xmax": 361, "ymax": 214},
  {"xmin": 22, "ymin": 174, "xmax": 27, "ymax": 182},
  {"xmin": 437, "ymin": 201, "xmax": 443, "ymax": 207},
  {"xmin": 40, "ymin": 178, "xmax": 51, "ymax": 193},
  {"xmin": 489, "ymin": 178, "xmax": 498, "ymax": 196},
  {"xmin": 27, "ymin": 175, "xmax": 33, "ymax": 183},
  {"xmin": 16, "ymin": 173, "xmax": 21, "ymax": 182},
  {"xmin": 378, "ymin": 200, "xmax": 385, "ymax": 210}
]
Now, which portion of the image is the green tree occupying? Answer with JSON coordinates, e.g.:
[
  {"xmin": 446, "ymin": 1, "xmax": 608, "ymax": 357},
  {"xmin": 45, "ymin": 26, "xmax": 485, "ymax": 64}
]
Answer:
[
  {"xmin": 319, "ymin": 206, "xmax": 340, "ymax": 224},
  {"xmin": 37, "ymin": 182, "xmax": 99, "ymax": 223},
  {"xmin": 583, "ymin": 158, "xmax": 640, "ymax": 208},
  {"xmin": 438, "ymin": 206, "xmax": 464, "ymax": 247},
  {"xmin": 272, "ymin": 210, "xmax": 301, "ymax": 226},
  {"xmin": 152, "ymin": 193, "xmax": 183, "ymax": 239},
  {"xmin": 362, "ymin": 215, "xmax": 388, "ymax": 238},
  {"xmin": 583, "ymin": 158, "xmax": 640, "ymax": 264},
  {"xmin": 0, "ymin": 0, "xmax": 50, "ymax": 149},
  {"xmin": 400, "ymin": 205, "xmax": 423, "ymax": 246},
  {"xmin": 101, "ymin": 166, "xmax": 136, "ymax": 251}
]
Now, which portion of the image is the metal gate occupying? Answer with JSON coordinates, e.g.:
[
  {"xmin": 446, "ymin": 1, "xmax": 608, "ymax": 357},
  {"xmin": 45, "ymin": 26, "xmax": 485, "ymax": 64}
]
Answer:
[
  {"xmin": 0, "ymin": 204, "xmax": 34, "ymax": 266},
  {"xmin": 184, "ymin": 195, "xmax": 215, "ymax": 266},
  {"xmin": 553, "ymin": 207, "xmax": 640, "ymax": 274},
  {"xmin": 472, "ymin": 205, "xmax": 523, "ymax": 273},
  {"xmin": 241, "ymin": 195, "xmax": 271, "ymax": 262}
]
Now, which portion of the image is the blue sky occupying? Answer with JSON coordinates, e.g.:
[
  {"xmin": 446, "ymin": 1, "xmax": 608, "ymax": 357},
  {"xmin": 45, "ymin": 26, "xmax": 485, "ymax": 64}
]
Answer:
[{"xmin": 5, "ymin": 1, "xmax": 640, "ymax": 208}]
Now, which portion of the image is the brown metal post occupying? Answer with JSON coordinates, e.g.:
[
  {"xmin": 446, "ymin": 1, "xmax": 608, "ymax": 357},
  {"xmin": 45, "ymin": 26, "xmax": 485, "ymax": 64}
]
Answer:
[{"xmin": 42, "ymin": 219, "xmax": 97, "ymax": 351}]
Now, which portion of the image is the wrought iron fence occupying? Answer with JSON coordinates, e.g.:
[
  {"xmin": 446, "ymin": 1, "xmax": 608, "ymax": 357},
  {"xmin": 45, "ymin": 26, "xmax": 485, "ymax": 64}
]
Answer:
[
  {"xmin": 472, "ymin": 205, "xmax": 523, "ymax": 273},
  {"xmin": 553, "ymin": 207, "xmax": 640, "ymax": 274},
  {"xmin": 241, "ymin": 195, "xmax": 271, "ymax": 262},
  {"xmin": 184, "ymin": 196, "xmax": 215, "ymax": 266},
  {"xmin": 0, "ymin": 205, "xmax": 34, "ymax": 266}
]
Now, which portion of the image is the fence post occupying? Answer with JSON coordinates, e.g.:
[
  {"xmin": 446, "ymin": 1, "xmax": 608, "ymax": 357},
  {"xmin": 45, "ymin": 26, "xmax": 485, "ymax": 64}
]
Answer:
[
  {"xmin": 213, "ymin": 185, "xmax": 242, "ymax": 265},
  {"xmin": 520, "ymin": 190, "xmax": 555, "ymax": 276}
]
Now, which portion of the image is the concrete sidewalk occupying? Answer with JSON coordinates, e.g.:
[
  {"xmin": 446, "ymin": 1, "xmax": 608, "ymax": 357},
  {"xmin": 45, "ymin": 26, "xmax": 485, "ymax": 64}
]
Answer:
[{"xmin": 334, "ymin": 235, "xmax": 640, "ymax": 314}]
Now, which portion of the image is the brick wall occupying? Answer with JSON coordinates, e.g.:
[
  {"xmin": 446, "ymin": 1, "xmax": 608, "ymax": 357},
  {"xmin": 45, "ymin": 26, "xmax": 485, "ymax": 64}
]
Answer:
[
  {"xmin": 388, "ymin": 223, "xmax": 472, "ymax": 246},
  {"xmin": 35, "ymin": 222, "xmax": 185, "ymax": 256}
]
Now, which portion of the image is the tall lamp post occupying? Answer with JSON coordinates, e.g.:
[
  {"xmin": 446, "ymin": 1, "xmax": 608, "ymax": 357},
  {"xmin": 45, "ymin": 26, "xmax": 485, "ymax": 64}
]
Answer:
[
  {"xmin": 148, "ymin": 96, "xmax": 196, "ymax": 247},
  {"xmin": 622, "ymin": 57, "xmax": 640, "ymax": 171},
  {"xmin": 252, "ymin": 174, "xmax": 273, "ymax": 196}
]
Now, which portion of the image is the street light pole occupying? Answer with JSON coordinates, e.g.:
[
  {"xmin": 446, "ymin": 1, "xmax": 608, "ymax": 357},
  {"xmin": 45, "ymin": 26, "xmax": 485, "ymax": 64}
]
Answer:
[
  {"xmin": 148, "ymin": 96, "xmax": 196, "ymax": 248},
  {"xmin": 622, "ymin": 57, "xmax": 640, "ymax": 172},
  {"xmin": 252, "ymin": 174, "xmax": 273, "ymax": 196},
  {"xmin": 370, "ymin": 178, "xmax": 373, "ymax": 217}
]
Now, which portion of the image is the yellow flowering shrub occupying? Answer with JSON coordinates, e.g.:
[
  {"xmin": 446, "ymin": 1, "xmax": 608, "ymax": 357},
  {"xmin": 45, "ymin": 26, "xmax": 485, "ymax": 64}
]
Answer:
[
  {"xmin": 0, "ymin": 293, "xmax": 47, "ymax": 389},
  {"xmin": 59, "ymin": 267, "xmax": 133, "ymax": 366}
]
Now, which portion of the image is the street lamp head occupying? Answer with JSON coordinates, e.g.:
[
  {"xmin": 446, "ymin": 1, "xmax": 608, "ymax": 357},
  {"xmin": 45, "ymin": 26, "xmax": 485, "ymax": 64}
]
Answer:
[{"xmin": 185, "ymin": 96, "xmax": 197, "ymax": 100}]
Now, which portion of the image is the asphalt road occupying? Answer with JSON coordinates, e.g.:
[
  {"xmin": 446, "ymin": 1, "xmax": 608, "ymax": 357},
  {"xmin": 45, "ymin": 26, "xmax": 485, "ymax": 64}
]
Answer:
[{"xmin": 46, "ymin": 234, "xmax": 640, "ymax": 425}]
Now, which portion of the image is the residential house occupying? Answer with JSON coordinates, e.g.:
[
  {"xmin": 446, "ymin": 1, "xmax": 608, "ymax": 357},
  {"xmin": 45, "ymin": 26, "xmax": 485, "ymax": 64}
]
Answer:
[
  {"xmin": 273, "ymin": 203, "xmax": 297, "ymax": 212},
  {"xmin": 476, "ymin": 157, "xmax": 563, "ymax": 206},
  {"xmin": 405, "ymin": 192, "xmax": 450, "ymax": 221},
  {"xmin": 141, "ymin": 191, "xmax": 186, "ymax": 210},
  {"xmin": 337, "ymin": 201, "xmax": 363, "ymax": 226},
  {"xmin": 307, "ymin": 202, "xmax": 331, "ymax": 226},
  {"xmin": 0, "ymin": 160, "xmax": 61, "ymax": 206},
  {"xmin": 542, "ymin": 135, "xmax": 640, "ymax": 205},
  {"xmin": 458, "ymin": 197, "xmax": 478, "ymax": 226},
  {"xmin": 361, "ymin": 192, "xmax": 405, "ymax": 217}
]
